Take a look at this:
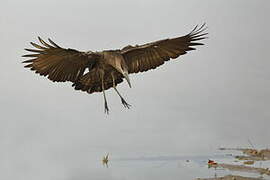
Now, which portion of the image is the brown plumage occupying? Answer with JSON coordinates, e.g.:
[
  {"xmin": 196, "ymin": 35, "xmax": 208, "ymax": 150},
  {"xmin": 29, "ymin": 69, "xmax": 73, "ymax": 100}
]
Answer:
[{"xmin": 22, "ymin": 24, "xmax": 207, "ymax": 113}]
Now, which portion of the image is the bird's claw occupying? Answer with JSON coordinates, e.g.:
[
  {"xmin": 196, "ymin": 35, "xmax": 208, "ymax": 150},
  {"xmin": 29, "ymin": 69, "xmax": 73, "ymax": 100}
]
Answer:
[
  {"xmin": 104, "ymin": 101, "xmax": 109, "ymax": 114},
  {"xmin": 121, "ymin": 98, "xmax": 131, "ymax": 109}
]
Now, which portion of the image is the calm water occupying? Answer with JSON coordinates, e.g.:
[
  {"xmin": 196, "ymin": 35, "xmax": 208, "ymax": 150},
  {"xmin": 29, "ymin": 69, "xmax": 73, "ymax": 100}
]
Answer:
[{"xmin": 66, "ymin": 149, "xmax": 270, "ymax": 180}]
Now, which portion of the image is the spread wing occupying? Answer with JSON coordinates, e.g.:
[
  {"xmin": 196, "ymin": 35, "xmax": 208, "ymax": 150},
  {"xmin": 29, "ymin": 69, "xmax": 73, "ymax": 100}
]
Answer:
[
  {"xmin": 121, "ymin": 24, "xmax": 207, "ymax": 74},
  {"xmin": 22, "ymin": 37, "xmax": 100, "ymax": 82}
]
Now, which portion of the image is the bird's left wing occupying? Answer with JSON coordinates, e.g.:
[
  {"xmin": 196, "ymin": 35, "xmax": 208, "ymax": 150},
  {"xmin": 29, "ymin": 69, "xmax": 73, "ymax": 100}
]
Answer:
[
  {"xmin": 22, "ymin": 37, "xmax": 100, "ymax": 82},
  {"xmin": 121, "ymin": 24, "xmax": 207, "ymax": 74}
]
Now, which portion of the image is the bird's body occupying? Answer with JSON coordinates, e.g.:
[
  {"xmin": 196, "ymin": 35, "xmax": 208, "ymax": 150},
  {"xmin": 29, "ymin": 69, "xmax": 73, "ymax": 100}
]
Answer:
[{"xmin": 22, "ymin": 24, "xmax": 207, "ymax": 113}]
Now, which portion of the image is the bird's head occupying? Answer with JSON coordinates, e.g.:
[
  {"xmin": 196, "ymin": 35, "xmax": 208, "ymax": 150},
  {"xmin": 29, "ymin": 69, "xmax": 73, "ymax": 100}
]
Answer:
[
  {"xmin": 104, "ymin": 51, "xmax": 132, "ymax": 88},
  {"xmin": 116, "ymin": 59, "xmax": 131, "ymax": 88}
]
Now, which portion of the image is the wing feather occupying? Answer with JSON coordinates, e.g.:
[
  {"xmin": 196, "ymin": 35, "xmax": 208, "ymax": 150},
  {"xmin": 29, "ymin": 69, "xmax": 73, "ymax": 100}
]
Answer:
[
  {"xmin": 121, "ymin": 24, "xmax": 207, "ymax": 74},
  {"xmin": 22, "ymin": 37, "xmax": 100, "ymax": 82}
]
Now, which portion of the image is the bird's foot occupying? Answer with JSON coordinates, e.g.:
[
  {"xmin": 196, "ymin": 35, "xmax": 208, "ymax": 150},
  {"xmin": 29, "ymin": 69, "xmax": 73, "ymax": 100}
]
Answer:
[
  {"xmin": 121, "ymin": 98, "xmax": 131, "ymax": 109},
  {"xmin": 104, "ymin": 101, "xmax": 109, "ymax": 114}
]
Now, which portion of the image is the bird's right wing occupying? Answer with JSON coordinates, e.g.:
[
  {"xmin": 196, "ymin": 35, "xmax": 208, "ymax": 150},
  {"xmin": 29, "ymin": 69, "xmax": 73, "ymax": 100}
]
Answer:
[{"xmin": 22, "ymin": 37, "xmax": 100, "ymax": 82}]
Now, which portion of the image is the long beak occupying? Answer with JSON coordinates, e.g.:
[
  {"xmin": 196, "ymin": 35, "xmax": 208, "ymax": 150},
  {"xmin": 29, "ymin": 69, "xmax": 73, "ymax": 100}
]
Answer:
[{"xmin": 123, "ymin": 71, "xmax": 131, "ymax": 88}]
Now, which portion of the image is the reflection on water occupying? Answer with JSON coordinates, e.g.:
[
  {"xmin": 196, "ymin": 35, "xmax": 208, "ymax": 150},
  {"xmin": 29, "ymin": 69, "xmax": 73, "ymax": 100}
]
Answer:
[{"xmin": 102, "ymin": 153, "xmax": 109, "ymax": 168}]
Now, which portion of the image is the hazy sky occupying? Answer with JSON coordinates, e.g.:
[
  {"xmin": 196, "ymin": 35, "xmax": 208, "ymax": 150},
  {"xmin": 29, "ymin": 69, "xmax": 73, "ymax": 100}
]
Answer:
[{"xmin": 1, "ymin": 0, "xmax": 270, "ymax": 180}]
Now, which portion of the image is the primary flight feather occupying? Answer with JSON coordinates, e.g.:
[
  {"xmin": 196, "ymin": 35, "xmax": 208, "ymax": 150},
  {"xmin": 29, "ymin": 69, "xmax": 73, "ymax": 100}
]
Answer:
[{"xmin": 22, "ymin": 24, "xmax": 207, "ymax": 113}]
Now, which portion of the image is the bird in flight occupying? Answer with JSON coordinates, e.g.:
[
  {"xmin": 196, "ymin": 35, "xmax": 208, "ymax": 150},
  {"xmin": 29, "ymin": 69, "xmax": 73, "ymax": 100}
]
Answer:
[{"xmin": 22, "ymin": 24, "xmax": 207, "ymax": 114}]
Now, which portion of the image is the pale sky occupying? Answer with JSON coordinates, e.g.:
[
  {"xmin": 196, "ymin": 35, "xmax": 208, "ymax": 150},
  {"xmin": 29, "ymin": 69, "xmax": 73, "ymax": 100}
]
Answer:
[{"xmin": 1, "ymin": 0, "xmax": 270, "ymax": 179}]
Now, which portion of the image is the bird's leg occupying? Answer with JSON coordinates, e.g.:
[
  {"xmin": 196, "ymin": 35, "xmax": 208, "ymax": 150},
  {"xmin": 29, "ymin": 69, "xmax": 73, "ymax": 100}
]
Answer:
[
  {"xmin": 112, "ymin": 74, "xmax": 131, "ymax": 109},
  {"xmin": 101, "ymin": 74, "xmax": 109, "ymax": 114},
  {"xmin": 115, "ymin": 87, "xmax": 131, "ymax": 109}
]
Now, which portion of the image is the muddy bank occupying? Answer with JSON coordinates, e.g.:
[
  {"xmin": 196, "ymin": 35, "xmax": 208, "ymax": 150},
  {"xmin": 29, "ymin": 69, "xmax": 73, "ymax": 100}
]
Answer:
[
  {"xmin": 209, "ymin": 163, "xmax": 270, "ymax": 176},
  {"xmin": 219, "ymin": 148, "xmax": 270, "ymax": 160},
  {"xmin": 196, "ymin": 147, "xmax": 270, "ymax": 180},
  {"xmin": 196, "ymin": 175, "xmax": 262, "ymax": 180}
]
